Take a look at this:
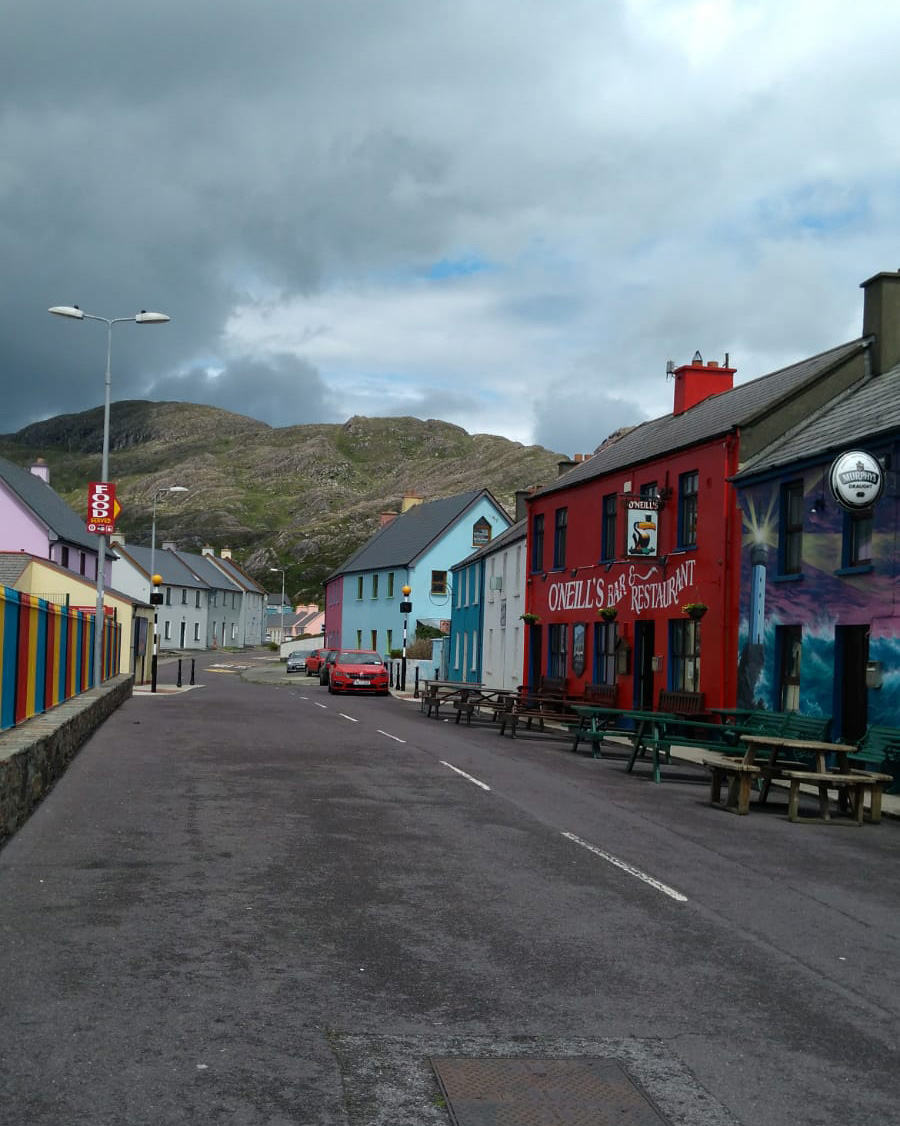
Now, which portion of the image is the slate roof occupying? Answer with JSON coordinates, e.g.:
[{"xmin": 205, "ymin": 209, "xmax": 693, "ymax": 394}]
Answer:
[
  {"xmin": 115, "ymin": 543, "xmax": 208, "ymax": 588},
  {"xmin": 735, "ymin": 362, "xmax": 900, "ymax": 479},
  {"xmin": 0, "ymin": 455, "xmax": 99, "ymax": 552},
  {"xmin": 0, "ymin": 551, "xmax": 141, "ymax": 605},
  {"xmin": 454, "ymin": 518, "xmax": 527, "ymax": 569},
  {"xmin": 210, "ymin": 555, "xmax": 265, "ymax": 593},
  {"xmin": 0, "ymin": 553, "xmax": 30, "ymax": 587},
  {"xmin": 175, "ymin": 550, "xmax": 241, "ymax": 592},
  {"xmin": 328, "ymin": 490, "xmax": 506, "ymax": 579},
  {"xmin": 533, "ymin": 339, "xmax": 865, "ymax": 498}
]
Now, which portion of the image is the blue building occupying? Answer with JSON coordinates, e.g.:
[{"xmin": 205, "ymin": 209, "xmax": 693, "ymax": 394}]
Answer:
[
  {"xmin": 449, "ymin": 550, "xmax": 486, "ymax": 683},
  {"xmin": 733, "ymin": 270, "xmax": 900, "ymax": 749},
  {"xmin": 324, "ymin": 490, "xmax": 511, "ymax": 657}
]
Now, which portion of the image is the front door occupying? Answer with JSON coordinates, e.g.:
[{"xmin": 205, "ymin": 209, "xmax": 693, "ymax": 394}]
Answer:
[
  {"xmin": 835, "ymin": 624, "xmax": 868, "ymax": 741},
  {"xmin": 633, "ymin": 620, "xmax": 655, "ymax": 710}
]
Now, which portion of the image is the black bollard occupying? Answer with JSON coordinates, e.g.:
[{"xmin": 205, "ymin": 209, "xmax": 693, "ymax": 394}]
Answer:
[
  {"xmin": 177, "ymin": 659, "xmax": 182, "ymax": 687},
  {"xmin": 414, "ymin": 667, "xmax": 420, "ymax": 698},
  {"xmin": 190, "ymin": 658, "xmax": 195, "ymax": 685},
  {"xmin": 389, "ymin": 663, "xmax": 394, "ymax": 688}
]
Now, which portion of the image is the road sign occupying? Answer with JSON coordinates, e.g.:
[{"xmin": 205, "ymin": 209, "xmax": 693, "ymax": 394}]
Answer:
[{"xmin": 86, "ymin": 481, "xmax": 121, "ymax": 534}]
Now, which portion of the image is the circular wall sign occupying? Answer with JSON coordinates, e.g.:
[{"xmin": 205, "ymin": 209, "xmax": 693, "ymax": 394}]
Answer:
[{"xmin": 829, "ymin": 449, "xmax": 884, "ymax": 510}]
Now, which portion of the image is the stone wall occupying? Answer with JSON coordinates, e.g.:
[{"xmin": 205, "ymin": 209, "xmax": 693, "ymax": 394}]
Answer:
[{"xmin": 0, "ymin": 674, "xmax": 133, "ymax": 846}]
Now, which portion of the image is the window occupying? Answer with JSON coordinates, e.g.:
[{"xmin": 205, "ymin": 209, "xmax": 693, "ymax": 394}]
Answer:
[
  {"xmin": 371, "ymin": 630, "xmax": 377, "ymax": 651},
  {"xmin": 61, "ymin": 546, "xmax": 69, "ymax": 568},
  {"xmin": 594, "ymin": 622, "xmax": 617, "ymax": 685},
  {"xmin": 601, "ymin": 494, "xmax": 617, "ymax": 561},
  {"xmin": 473, "ymin": 562, "xmax": 479, "ymax": 605},
  {"xmin": 182, "ymin": 589, "xmax": 188, "ymax": 604},
  {"xmin": 780, "ymin": 481, "xmax": 803, "ymax": 575},
  {"xmin": 79, "ymin": 553, "xmax": 86, "ymax": 576},
  {"xmin": 845, "ymin": 511, "xmax": 873, "ymax": 568},
  {"xmin": 166, "ymin": 587, "xmax": 172, "ymax": 606},
  {"xmin": 387, "ymin": 629, "xmax": 393, "ymax": 652},
  {"xmin": 356, "ymin": 629, "xmax": 363, "ymax": 648},
  {"xmin": 777, "ymin": 625, "xmax": 802, "ymax": 711},
  {"xmin": 231, "ymin": 624, "xmax": 237, "ymax": 641},
  {"xmin": 640, "ymin": 481, "xmax": 657, "ymax": 499},
  {"xmin": 210, "ymin": 591, "xmax": 217, "ymax": 608},
  {"xmin": 193, "ymin": 623, "xmax": 200, "ymax": 641},
  {"xmin": 531, "ymin": 513, "xmax": 544, "ymax": 572},
  {"xmin": 678, "ymin": 471, "xmax": 699, "ymax": 548},
  {"xmin": 195, "ymin": 591, "xmax": 201, "ymax": 608},
  {"xmin": 357, "ymin": 576, "xmax": 364, "ymax": 600},
  {"xmin": 553, "ymin": 507, "xmax": 567, "ymax": 569},
  {"xmin": 670, "ymin": 619, "xmax": 701, "ymax": 692},
  {"xmin": 454, "ymin": 632, "xmax": 461, "ymax": 669},
  {"xmin": 387, "ymin": 572, "xmax": 394, "ymax": 598},
  {"xmin": 471, "ymin": 631, "xmax": 478, "ymax": 670},
  {"xmin": 548, "ymin": 624, "xmax": 568, "ymax": 679},
  {"xmin": 164, "ymin": 621, "xmax": 172, "ymax": 640},
  {"xmin": 431, "ymin": 570, "xmax": 447, "ymax": 595},
  {"xmin": 371, "ymin": 574, "xmax": 379, "ymax": 598}
]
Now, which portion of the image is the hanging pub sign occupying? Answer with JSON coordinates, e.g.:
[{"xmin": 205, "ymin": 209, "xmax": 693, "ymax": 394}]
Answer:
[
  {"xmin": 829, "ymin": 450, "xmax": 884, "ymax": 511},
  {"xmin": 625, "ymin": 498, "xmax": 659, "ymax": 557}
]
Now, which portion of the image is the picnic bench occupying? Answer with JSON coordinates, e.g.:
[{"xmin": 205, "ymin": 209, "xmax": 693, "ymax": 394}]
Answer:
[
  {"xmin": 657, "ymin": 689, "xmax": 706, "ymax": 716},
  {"xmin": 847, "ymin": 725, "xmax": 900, "ymax": 790},
  {"xmin": 499, "ymin": 684, "xmax": 582, "ymax": 739},
  {"xmin": 453, "ymin": 687, "xmax": 517, "ymax": 726}
]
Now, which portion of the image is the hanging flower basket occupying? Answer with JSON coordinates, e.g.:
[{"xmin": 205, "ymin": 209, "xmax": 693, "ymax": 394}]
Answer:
[
  {"xmin": 520, "ymin": 613, "xmax": 541, "ymax": 625},
  {"xmin": 598, "ymin": 606, "xmax": 618, "ymax": 622},
  {"xmin": 682, "ymin": 602, "xmax": 708, "ymax": 620}
]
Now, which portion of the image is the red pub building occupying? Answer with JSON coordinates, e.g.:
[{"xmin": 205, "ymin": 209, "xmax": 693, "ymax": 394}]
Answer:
[{"xmin": 523, "ymin": 337, "xmax": 869, "ymax": 711}]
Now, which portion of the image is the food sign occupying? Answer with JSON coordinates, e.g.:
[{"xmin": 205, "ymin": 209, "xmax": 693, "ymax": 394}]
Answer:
[{"xmin": 86, "ymin": 481, "xmax": 121, "ymax": 534}]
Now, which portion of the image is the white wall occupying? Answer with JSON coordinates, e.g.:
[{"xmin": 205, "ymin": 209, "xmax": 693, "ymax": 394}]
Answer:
[{"xmin": 481, "ymin": 535, "xmax": 526, "ymax": 690}]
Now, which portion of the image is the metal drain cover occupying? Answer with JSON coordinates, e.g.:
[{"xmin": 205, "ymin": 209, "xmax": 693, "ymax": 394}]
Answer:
[{"xmin": 430, "ymin": 1056, "xmax": 670, "ymax": 1126}]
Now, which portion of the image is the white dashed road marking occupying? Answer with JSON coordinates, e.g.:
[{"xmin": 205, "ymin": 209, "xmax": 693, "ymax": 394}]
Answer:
[
  {"xmin": 339, "ymin": 713, "xmax": 358, "ymax": 722},
  {"xmin": 440, "ymin": 761, "xmax": 491, "ymax": 791},
  {"xmin": 562, "ymin": 832, "xmax": 688, "ymax": 902},
  {"xmin": 378, "ymin": 730, "xmax": 406, "ymax": 743}
]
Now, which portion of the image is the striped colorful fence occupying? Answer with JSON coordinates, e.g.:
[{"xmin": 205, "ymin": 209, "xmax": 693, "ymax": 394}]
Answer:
[{"xmin": 0, "ymin": 587, "xmax": 122, "ymax": 731}]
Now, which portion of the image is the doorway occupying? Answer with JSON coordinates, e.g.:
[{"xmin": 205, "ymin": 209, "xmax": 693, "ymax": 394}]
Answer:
[
  {"xmin": 633, "ymin": 621, "xmax": 655, "ymax": 710},
  {"xmin": 835, "ymin": 625, "xmax": 868, "ymax": 742}
]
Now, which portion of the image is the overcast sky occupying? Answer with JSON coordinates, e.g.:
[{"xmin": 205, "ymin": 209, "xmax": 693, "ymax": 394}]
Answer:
[{"xmin": 4, "ymin": 0, "xmax": 899, "ymax": 455}]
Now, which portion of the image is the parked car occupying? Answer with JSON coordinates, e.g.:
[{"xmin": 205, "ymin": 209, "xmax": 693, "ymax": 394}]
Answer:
[
  {"xmin": 304, "ymin": 648, "xmax": 328, "ymax": 677},
  {"xmin": 327, "ymin": 650, "xmax": 389, "ymax": 695},
  {"xmin": 285, "ymin": 652, "xmax": 306, "ymax": 674},
  {"xmin": 317, "ymin": 649, "xmax": 341, "ymax": 686}
]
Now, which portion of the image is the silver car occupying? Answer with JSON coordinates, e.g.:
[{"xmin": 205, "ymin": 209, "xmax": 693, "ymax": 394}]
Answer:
[{"xmin": 286, "ymin": 652, "xmax": 306, "ymax": 674}]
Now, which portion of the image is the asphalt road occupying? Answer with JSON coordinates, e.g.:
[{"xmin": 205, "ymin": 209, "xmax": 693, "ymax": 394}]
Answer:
[{"xmin": 1, "ymin": 651, "xmax": 897, "ymax": 1126}]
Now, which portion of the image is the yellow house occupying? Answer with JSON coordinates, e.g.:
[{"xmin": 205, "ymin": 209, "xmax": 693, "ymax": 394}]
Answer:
[{"xmin": 0, "ymin": 551, "xmax": 154, "ymax": 683}]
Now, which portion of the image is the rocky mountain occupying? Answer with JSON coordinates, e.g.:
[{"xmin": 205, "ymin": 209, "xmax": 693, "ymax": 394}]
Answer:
[{"xmin": 0, "ymin": 402, "xmax": 568, "ymax": 606}]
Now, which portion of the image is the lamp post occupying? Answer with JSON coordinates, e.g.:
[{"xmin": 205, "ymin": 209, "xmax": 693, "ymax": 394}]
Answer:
[
  {"xmin": 49, "ymin": 305, "xmax": 170, "ymax": 689},
  {"xmin": 150, "ymin": 485, "xmax": 188, "ymax": 692},
  {"xmin": 399, "ymin": 584, "xmax": 413, "ymax": 692},
  {"xmin": 269, "ymin": 567, "xmax": 286, "ymax": 648}
]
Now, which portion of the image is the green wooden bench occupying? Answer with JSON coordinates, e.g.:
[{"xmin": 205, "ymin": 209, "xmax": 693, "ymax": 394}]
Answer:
[{"xmin": 847, "ymin": 725, "xmax": 900, "ymax": 792}]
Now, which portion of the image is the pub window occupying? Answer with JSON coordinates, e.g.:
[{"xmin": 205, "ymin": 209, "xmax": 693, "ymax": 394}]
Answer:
[
  {"xmin": 670, "ymin": 619, "xmax": 701, "ymax": 692},
  {"xmin": 531, "ymin": 513, "xmax": 544, "ymax": 572},
  {"xmin": 548, "ymin": 623, "xmax": 568, "ymax": 679},
  {"xmin": 357, "ymin": 575, "xmax": 364, "ymax": 599},
  {"xmin": 371, "ymin": 574, "xmax": 379, "ymax": 598},
  {"xmin": 601, "ymin": 493, "xmax": 617, "ymax": 561},
  {"xmin": 640, "ymin": 481, "xmax": 658, "ymax": 498},
  {"xmin": 845, "ymin": 510, "xmax": 873, "ymax": 568},
  {"xmin": 776, "ymin": 624, "xmax": 802, "ymax": 711},
  {"xmin": 779, "ymin": 481, "xmax": 803, "ymax": 575},
  {"xmin": 553, "ymin": 507, "xmax": 568, "ymax": 569},
  {"xmin": 678, "ymin": 471, "xmax": 699, "ymax": 548},
  {"xmin": 593, "ymin": 622, "xmax": 617, "ymax": 685},
  {"xmin": 431, "ymin": 570, "xmax": 448, "ymax": 595}
]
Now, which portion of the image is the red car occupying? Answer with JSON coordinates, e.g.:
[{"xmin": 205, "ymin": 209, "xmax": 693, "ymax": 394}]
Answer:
[
  {"xmin": 304, "ymin": 648, "xmax": 328, "ymax": 677},
  {"xmin": 327, "ymin": 650, "xmax": 390, "ymax": 695}
]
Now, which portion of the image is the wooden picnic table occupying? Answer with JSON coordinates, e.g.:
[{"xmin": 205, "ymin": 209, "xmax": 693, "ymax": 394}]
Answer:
[
  {"xmin": 453, "ymin": 686, "xmax": 518, "ymax": 726},
  {"xmin": 569, "ymin": 705, "xmax": 684, "ymax": 781},
  {"xmin": 736, "ymin": 734, "xmax": 888, "ymax": 822},
  {"xmin": 420, "ymin": 680, "xmax": 483, "ymax": 718}
]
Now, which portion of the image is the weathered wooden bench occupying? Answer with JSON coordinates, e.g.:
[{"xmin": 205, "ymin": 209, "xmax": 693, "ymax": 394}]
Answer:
[
  {"xmin": 784, "ymin": 769, "xmax": 893, "ymax": 824},
  {"xmin": 583, "ymin": 683, "xmax": 617, "ymax": 707},
  {"xmin": 499, "ymin": 691, "xmax": 579, "ymax": 739},
  {"xmin": 704, "ymin": 752, "xmax": 762, "ymax": 815},
  {"xmin": 847, "ymin": 726, "xmax": 900, "ymax": 790},
  {"xmin": 658, "ymin": 689, "xmax": 706, "ymax": 715}
]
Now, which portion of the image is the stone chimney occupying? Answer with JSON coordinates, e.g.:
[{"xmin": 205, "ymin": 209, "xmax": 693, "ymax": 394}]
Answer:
[
  {"xmin": 380, "ymin": 511, "xmax": 398, "ymax": 527},
  {"xmin": 163, "ymin": 541, "xmax": 178, "ymax": 552},
  {"xmin": 401, "ymin": 492, "xmax": 423, "ymax": 513},
  {"xmin": 221, "ymin": 546, "xmax": 232, "ymax": 560},
  {"xmin": 514, "ymin": 490, "xmax": 530, "ymax": 521},
  {"xmin": 29, "ymin": 457, "xmax": 49, "ymax": 483},
  {"xmin": 861, "ymin": 270, "xmax": 900, "ymax": 376},
  {"xmin": 109, "ymin": 532, "xmax": 125, "ymax": 547},
  {"xmin": 557, "ymin": 458, "xmax": 576, "ymax": 477},
  {"xmin": 672, "ymin": 353, "xmax": 736, "ymax": 415},
  {"xmin": 201, "ymin": 544, "xmax": 214, "ymax": 556}
]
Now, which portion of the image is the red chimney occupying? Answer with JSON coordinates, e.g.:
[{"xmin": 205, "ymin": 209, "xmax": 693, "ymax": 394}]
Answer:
[{"xmin": 672, "ymin": 353, "xmax": 736, "ymax": 415}]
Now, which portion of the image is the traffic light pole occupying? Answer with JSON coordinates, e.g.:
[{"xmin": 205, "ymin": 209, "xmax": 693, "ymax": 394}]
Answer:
[
  {"xmin": 400, "ymin": 585, "xmax": 412, "ymax": 693},
  {"xmin": 150, "ymin": 574, "xmax": 163, "ymax": 692}
]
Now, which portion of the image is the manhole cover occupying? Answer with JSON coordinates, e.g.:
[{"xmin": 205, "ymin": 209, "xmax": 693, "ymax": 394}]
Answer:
[{"xmin": 430, "ymin": 1057, "xmax": 670, "ymax": 1126}]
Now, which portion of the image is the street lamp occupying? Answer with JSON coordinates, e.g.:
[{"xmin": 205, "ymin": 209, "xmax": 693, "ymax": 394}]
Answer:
[
  {"xmin": 399, "ymin": 584, "xmax": 413, "ymax": 692},
  {"xmin": 49, "ymin": 304, "xmax": 170, "ymax": 689},
  {"xmin": 150, "ymin": 485, "xmax": 188, "ymax": 692},
  {"xmin": 269, "ymin": 567, "xmax": 286, "ymax": 648}
]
